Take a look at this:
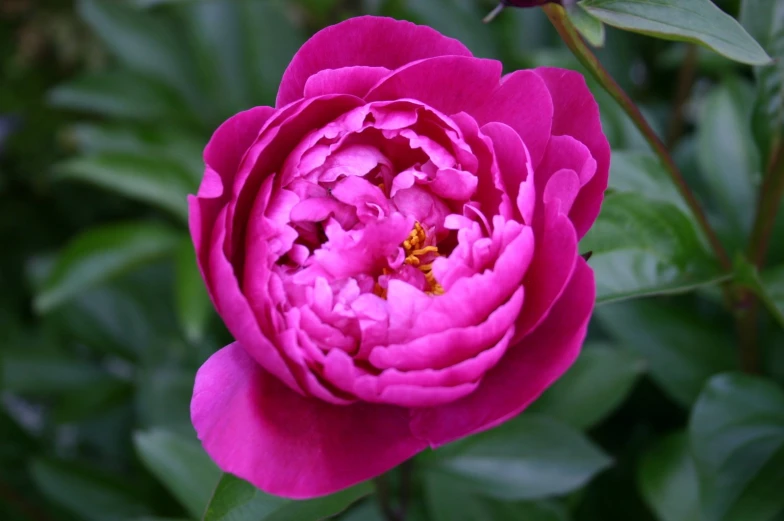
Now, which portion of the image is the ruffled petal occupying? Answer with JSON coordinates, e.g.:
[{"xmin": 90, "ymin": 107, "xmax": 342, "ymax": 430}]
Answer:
[
  {"xmin": 471, "ymin": 70, "xmax": 553, "ymax": 168},
  {"xmin": 410, "ymin": 257, "xmax": 595, "ymax": 446},
  {"xmin": 303, "ymin": 66, "xmax": 391, "ymax": 99},
  {"xmin": 534, "ymin": 68, "xmax": 610, "ymax": 238}
]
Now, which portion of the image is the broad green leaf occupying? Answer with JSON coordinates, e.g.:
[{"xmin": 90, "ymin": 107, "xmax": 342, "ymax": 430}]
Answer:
[
  {"xmin": 428, "ymin": 414, "xmax": 611, "ymax": 500},
  {"xmin": 696, "ymin": 79, "xmax": 760, "ymax": 253},
  {"xmin": 175, "ymin": 239, "xmax": 211, "ymax": 343},
  {"xmin": 240, "ymin": 1, "xmax": 306, "ymax": 104},
  {"xmin": 48, "ymin": 71, "xmax": 191, "ymax": 122},
  {"xmin": 581, "ymin": 192, "xmax": 724, "ymax": 303},
  {"xmin": 402, "ymin": 0, "xmax": 499, "ymax": 59},
  {"xmin": 53, "ymin": 378, "xmax": 132, "ymax": 423},
  {"xmin": 761, "ymin": 265, "xmax": 784, "ymax": 326},
  {"xmin": 54, "ymin": 153, "xmax": 197, "ymax": 222},
  {"xmin": 134, "ymin": 429, "xmax": 220, "ymax": 519},
  {"xmin": 135, "ymin": 366, "xmax": 194, "ymax": 429},
  {"xmin": 67, "ymin": 124, "xmax": 204, "ymax": 182},
  {"xmin": 340, "ymin": 501, "xmax": 386, "ymax": 521},
  {"xmin": 52, "ymin": 285, "xmax": 154, "ymax": 358},
  {"xmin": 638, "ymin": 432, "xmax": 701, "ymax": 521},
  {"xmin": 0, "ymin": 351, "xmax": 111, "ymax": 394},
  {"xmin": 690, "ymin": 373, "xmax": 784, "ymax": 521},
  {"xmin": 608, "ymin": 151, "xmax": 688, "ymax": 214},
  {"xmin": 424, "ymin": 472, "xmax": 569, "ymax": 521},
  {"xmin": 596, "ymin": 300, "xmax": 738, "ymax": 407},
  {"xmin": 77, "ymin": 0, "xmax": 205, "ymax": 118},
  {"xmin": 741, "ymin": 0, "xmax": 784, "ymax": 162},
  {"xmin": 31, "ymin": 458, "xmax": 153, "ymax": 521},
  {"xmin": 530, "ymin": 344, "xmax": 645, "ymax": 429},
  {"xmin": 34, "ymin": 222, "xmax": 180, "ymax": 312},
  {"xmin": 176, "ymin": 0, "xmax": 252, "ymax": 116},
  {"xmin": 202, "ymin": 473, "xmax": 371, "ymax": 521},
  {"xmin": 567, "ymin": 3, "xmax": 606, "ymax": 47},
  {"xmin": 579, "ymin": 0, "xmax": 771, "ymax": 65},
  {"xmin": 133, "ymin": 518, "xmax": 192, "ymax": 521}
]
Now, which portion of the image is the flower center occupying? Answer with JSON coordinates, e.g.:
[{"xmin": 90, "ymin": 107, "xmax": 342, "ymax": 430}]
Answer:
[{"xmin": 374, "ymin": 222, "xmax": 444, "ymax": 299}]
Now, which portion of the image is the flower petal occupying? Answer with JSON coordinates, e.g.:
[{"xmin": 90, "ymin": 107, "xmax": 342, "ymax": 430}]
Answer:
[
  {"xmin": 303, "ymin": 66, "xmax": 391, "ymax": 99},
  {"xmin": 410, "ymin": 257, "xmax": 595, "ymax": 446},
  {"xmin": 471, "ymin": 70, "xmax": 553, "ymax": 168},
  {"xmin": 192, "ymin": 342, "xmax": 427, "ymax": 498},
  {"xmin": 364, "ymin": 56, "xmax": 502, "ymax": 116},
  {"xmin": 277, "ymin": 16, "xmax": 473, "ymax": 107},
  {"xmin": 534, "ymin": 67, "xmax": 610, "ymax": 238}
]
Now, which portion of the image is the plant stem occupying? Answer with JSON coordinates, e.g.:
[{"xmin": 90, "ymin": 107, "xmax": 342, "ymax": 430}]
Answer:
[
  {"xmin": 666, "ymin": 44, "xmax": 698, "ymax": 148},
  {"xmin": 749, "ymin": 145, "xmax": 784, "ymax": 268},
  {"xmin": 543, "ymin": 4, "xmax": 732, "ymax": 272},
  {"xmin": 737, "ymin": 143, "xmax": 784, "ymax": 375}
]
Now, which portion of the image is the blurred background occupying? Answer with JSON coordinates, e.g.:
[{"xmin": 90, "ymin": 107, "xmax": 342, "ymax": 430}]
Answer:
[{"xmin": 1, "ymin": 0, "xmax": 782, "ymax": 520}]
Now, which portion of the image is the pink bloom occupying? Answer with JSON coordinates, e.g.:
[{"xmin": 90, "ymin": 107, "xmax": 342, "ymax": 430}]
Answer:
[{"xmin": 190, "ymin": 16, "xmax": 609, "ymax": 499}]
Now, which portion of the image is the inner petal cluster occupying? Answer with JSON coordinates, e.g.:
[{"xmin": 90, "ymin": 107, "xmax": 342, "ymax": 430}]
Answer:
[{"xmin": 240, "ymin": 99, "xmax": 533, "ymax": 406}]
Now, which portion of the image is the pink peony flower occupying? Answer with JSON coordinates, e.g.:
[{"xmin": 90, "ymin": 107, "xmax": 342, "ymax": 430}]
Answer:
[{"xmin": 190, "ymin": 15, "xmax": 609, "ymax": 499}]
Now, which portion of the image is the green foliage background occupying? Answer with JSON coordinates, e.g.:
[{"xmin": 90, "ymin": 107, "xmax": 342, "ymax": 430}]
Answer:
[{"xmin": 1, "ymin": 0, "xmax": 783, "ymax": 520}]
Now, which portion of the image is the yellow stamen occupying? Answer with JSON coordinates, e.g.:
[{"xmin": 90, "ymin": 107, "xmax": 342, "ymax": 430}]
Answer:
[{"xmin": 375, "ymin": 222, "xmax": 445, "ymax": 299}]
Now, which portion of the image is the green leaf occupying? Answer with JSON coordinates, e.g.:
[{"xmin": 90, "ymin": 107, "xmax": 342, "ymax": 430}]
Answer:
[
  {"xmin": 54, "ymin": 153, "xmax": 197, "ymax": 222},
  {"xmin": 608, "ymin": 151, "xmax": 689, "ymax": 214},
  {"xmin": 134, "ymin": 429, "xmax": 220, "ymax": 519},
  {"xmin": 175, "ymin": 238, "xmax": 211, "ymax": 343},
  {"xmin": 239, "ymin": 0, "xmax": 306, "ymax": 104},
  {"xmin": 595, "ymin": 300, "xmax": 738, "ymax": 407},
  {"xmin": 67, "ymin": 124, "xmax": 204, "ymax": 182},
  {"xmin": 529, "ymin": 344, "xmax": 645, "ymax": 429},
  {"xmin": 202, "ymin": 473, "xmax": 371, "ymax": 521},
  {"xmin": 424, "ymin": 472, "xmax": 569, "ymax": 521},
  {"xmin": 340, "ymin": 501, "xmax": 386, "ymax": 521},
  {"xmin": 133, "ymin": 518, "xmax": 192, "ymax": 521},
  {"xmin": 690, "ymin": 373, "xmax": 784, "ymax": 521},
  {"xmin": 52, "ymin": 284, "xmax": 155, "ymax": 358},
  {"xmin": 34, "ymin": 222, "xmax": 181, "ymax": 312},
  {"xmin": 427, "ymin": 414, "xmax": 611, "ymax": 500},
  {"xmin": 638, "ymin": 432, "xmax": 701, "ymax": 521},
  {"xmin": 53, "ymin": 378, "xmax": 133, "ymax": 423},
  {"xmin": 31, "ymin": 458, "xmax": 153, "ymax": 521},
  {"xmin": 176, "ymin": 0, "xmax": 252, "ymax": 116},
  {"xmin": 581, "ymin": 192, "xmax": 725, "ymax": 304},
  {"xmin": 579, "ymin": 0, "xmax": 771, "ymax": 65},
  {"xmin": 741, "ymin": 0, "xmax": 784, "ymax": 162},
  {"xmin": 135, "ymin": 366, "xmax": 195, "ymax": 429},
  {"xmin": 48, "ymin": 71, "xmax": 191, "ymax": 122},
  {"xmin": 696, "ymin": 79, "xmax": 760, "ymax": 253},
  {"xmin": 567, "ymin": 3, "xmax": 606, "ymax": 47},
  {"xmin": 77, "ymin": 0, "xmax": 205, "ymax": 117},
  {"xmin": 0, "ymin": 351, "xmax": 111, "ymax": 394}
]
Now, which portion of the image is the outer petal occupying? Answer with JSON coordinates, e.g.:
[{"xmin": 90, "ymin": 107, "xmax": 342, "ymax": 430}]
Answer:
[
  {"xmin": 410, "ymin": 257, "xmax": 595, "ymax": 446},
  {"xmin": 190, "ymin": 106, "xmax": 275, "ymax": 279},
  {"xmin": 277, "ymin": 16, "xmax": 473, "ymax": 107},
  {"xmin": 204, "ymin": 106, "xmax": 275, "ymax": 181},
  {"xmin": 534, "ymin": 68, "xmax": 610, "ymax": 238},
  {"xmin": 471, "ymin": 70, "xmax": 553, "ymax": 168},
  {"xmin": 192, "ymin": 343, "xmax": 427, "ymax": 498},
  {"xmin": 364, "ymin": 56, "xmax": 502, "ymax": 116}
]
